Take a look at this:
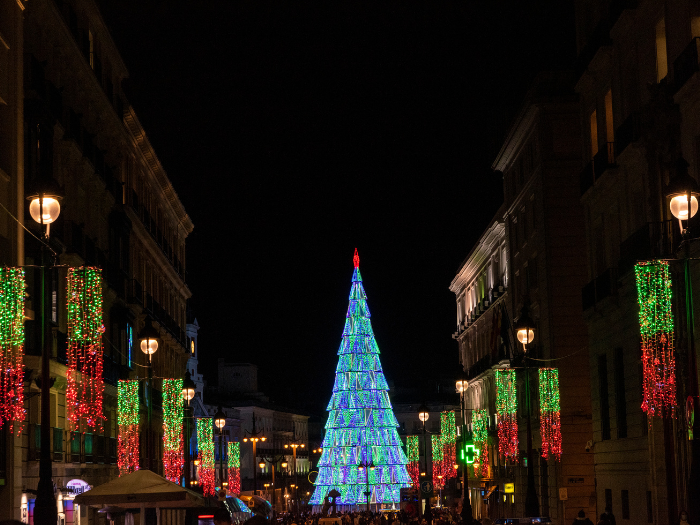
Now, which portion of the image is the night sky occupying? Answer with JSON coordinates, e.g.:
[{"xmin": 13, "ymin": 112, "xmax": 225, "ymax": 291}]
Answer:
[{"xmin": 96, "ymin": 0, "xmax": 575, "ymax": 417}]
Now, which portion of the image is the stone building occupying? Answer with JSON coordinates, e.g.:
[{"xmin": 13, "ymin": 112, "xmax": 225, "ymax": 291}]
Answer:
[
  {"xmin": 451, "ymin": 74, "xmax": 595, "ymax": 523},
  {"xmin": 574, "ymin": 1, "xmax": 700, "ymax": 523},
  {"xmin": 0, "ymin": 0, "xmax": 193, "ymax": 521}
]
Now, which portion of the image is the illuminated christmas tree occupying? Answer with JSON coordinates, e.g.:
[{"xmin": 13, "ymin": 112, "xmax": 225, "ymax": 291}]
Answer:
[{"xmin": 310, "ymin": 250, "xmax": 411, "ymax": 508}]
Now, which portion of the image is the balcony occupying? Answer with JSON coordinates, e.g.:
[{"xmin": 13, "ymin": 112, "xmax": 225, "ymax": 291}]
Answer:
[
  {"xmin": 674, "ymin": 38, "xmax": 700, "ymax": 93},
  {"xmin": 618, "ymin": 221, "xmax": 676, "ymax": 276},
  {"xmin": 614, "ymin": 112, "xmax": 641, "ymax": 158}
]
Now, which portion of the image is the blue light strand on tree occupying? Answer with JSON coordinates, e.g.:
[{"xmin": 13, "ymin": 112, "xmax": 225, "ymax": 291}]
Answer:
[{"xmin": 310, "ymin": 250, "xmax": 411, "ymax": 507}]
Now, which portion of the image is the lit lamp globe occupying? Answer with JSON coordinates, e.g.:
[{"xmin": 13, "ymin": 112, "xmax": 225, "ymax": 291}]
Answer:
[
  {"xmin": 456, "ymin": 379, "xmax": 469, "ymax": 394},
  {"xmin": 667, "ymin": 159, "xmax": 700, "ymax": 223},
  {"xmin": 182, "ymin": 370, "xmax": 196, "ymax": 402},
  {"xmin": 215, "ymin": 407, "xmax": 226, "ymax": 431},
  {"xmin": 514, "ymin": 306, "xmax": 535, "ymax": 352},
  {"xmin": 281, "ymin": 462, "xmax": 288, "ymax": 469},
  {"xmin": 259, "ymin": 462, "xmax": 266, "ymax": 469},
  {"xmin": 418, "ymin": 405, "xmax": 429, "ymax": 423},
  {"xmin": 138, "ymin": 318, "xmax": 159, "ymax": 358}
]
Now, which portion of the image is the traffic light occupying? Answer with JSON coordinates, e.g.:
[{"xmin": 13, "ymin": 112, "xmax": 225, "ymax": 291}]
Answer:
[{"xmin": 459, "ymin": 440, "xmax": 475, "ymax": 464}]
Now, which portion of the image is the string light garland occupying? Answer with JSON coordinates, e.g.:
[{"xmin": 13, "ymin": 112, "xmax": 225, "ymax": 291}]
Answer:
[
  {"xmin": 310, "ymin": 250, "xmax": 411, "ymax": 507},
  {"xmin": 197, "ymin": 418, "xmax": 215, "ymax": 496},
  {"xmin": 117, "ymin": 380, "xmax": 140, "ymax": 476},
  {"xmin": 440, "ymin": 411, "xmax": 457, "ymax": 480},
  {"xmin": 635, "ymin": 260, "xmax": 677, "ymax": 418},
  {"xmin": 495, "ymin": 369, "xmax": 518, "ymax": 462},
  {"xmin": 431, "ymin": 434, "xmax": 445, "ymax": 489},
  {"xmin": 0, "ymin": 268, "xmax": 25, "ymax": 432},
  {"xmin": 539, "ymin": 368, "xmax": 562, "ymax": 461},
  {"xmin": 471, "ymin": 410, "xmax": 489, "ymax": 478},
  {"xmin": 66, "ymin": 267, "xmax": 105, "ymax": 430},
  {"xmin": 405, "ymin": 436, "xmax": 420, "ymax": 488},
  {"xmin": 228, "ymin": 441, "xmax": 241, "ymax": 495},
  {"xmin": 162, "ymin": 379, "xmax": 184, "ymax": 483}
]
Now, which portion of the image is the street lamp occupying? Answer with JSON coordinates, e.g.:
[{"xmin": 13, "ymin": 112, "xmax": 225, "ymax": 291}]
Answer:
[
  {"xmin": 417, "ymin": 405, "xmax": 430, "ymax": 517},
  {"xmin": 215, "ymin": 406, "xmax": 227, "ymax": 489},
  {"xmin": 28, "ymin": 180, "xmax": 63, "ymax": 525},
  {"xmin": 182, "ymin": 371, "xmax": 196, "ymax": 487},
  {"xmin": 513, "ymin": 301, "xmax": 538, "ymax": 518},
  {"xmin": 242, "ymin": 413, "xmax": 267, "ymax": 492},
  {"xmin": 456, "ymin": 378, "xmax": 473, "ymax": 523},
  {"xmin": 261, "ymin": 454, "xmax": 287, "ymax": 512},
  {"xmin": 666, "ymin": 158, "xmax": 700, "ymax": 523},
  {"xmin": 138, "ymin": 318, "xmax": 160, "ymax": 472},
  {"xmin": 284, "ymin": 436, "xmax": 305, "ymax": 512},
  {"xmin": 357, "ymin": 453, "xmax": 375, "ymax": 512}
]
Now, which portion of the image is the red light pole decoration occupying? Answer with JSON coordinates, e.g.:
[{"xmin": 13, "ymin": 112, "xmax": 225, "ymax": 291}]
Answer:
[
  {"xmin": 228, "ymin": 441, "xmax": 241, "ymax": 495},
  {"xmin": 495, "ymin": 369, "xmax": 518, "ymax": 462},
  {"xmin": 538, "ymin": 368, "xmax": 562, "ymax": 461},
  {"xmin": 66, "ymin": 267, "xmax": 105, "ymax": 430},
  {"xmin": 440, "ymin": 411, "xmax": 457, "ymax": 480},
  {"xmin": 0, "ymin": 268, "xmax": 26, "ymax": 432},
  {"xmin": 197, "ymin": 418, "xmax": 215, "ymax": 496},
  {"xmin": 635, "ymin": 260, "xmax": 677, "ymax": 418},
  {"xmin": 117, "ymin": 379, "xmax": 140, "ymax": 476},
  {"xmin": 163, "ymin": 379, "xmax": 184, "ymax": 483},
  {"xmin": 472, "ymin": 410, "xmax": 489, "ymax": 478},
  {"xmin": 406, "ymin": 436, "xmax": 420, "ymax": 488}
]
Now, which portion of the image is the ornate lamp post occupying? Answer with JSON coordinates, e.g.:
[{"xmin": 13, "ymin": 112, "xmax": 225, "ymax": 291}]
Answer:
[
  {"xmin": 357, "ymin": 451, "xmax": 375, "ymax": 512},
  {"xmin": 28, "ymin": 182, "xmax": 62, "ymax": 525},
  {"xmin": 284, "ymin": 436, "xmax": 305, "ymax": 513},
  {"xmin": 182, "ymin": 371, "xmax": 196, "ymax": 486},
  {"xmin": 242, "ymin": 413, "xmax": 266, "ymax": 492},
  {"xmin": 138, "ymin": 317, "xmax": 159, "ymax": 471},
  {"xmin": 456, "ymin": 378, "xmax": 472, "ymax": 523},
  {"xmin": 418, "ymin": 405, "xmax": 430, "ymax": 517},
  {"xmin": 666, "ymin": 160, "xmax": 700, "ymax": 523},
  {"xmin": 215, "ymin": 406, "xmax": 227, "ymax": 489},
  {"xmin": 513, "ymin": 301, "xmax": 538, "ymax": 517}
]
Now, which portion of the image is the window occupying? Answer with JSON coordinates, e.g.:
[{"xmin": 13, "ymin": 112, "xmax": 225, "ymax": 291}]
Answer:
[
  {"xmin": 614, "ymin": 348, "xmax": 627, "ymax": 438},
  {"xmin": 590, "ymin": 110, "xmax": 598, "ymax": 158},
  {"xmin": 656, "ymin": 19, "xmax": 667, "ymax": 82},
  {"xmin": 621, "ymin": 489, "xmax": 630, "ymax": 519},
  {"xmin": 88, "ymin": 30, "xmax": 95, "ymax": 69},
  {"xmin": 605, "ymin": 90, "xmax": 614, "ymax": 157},
  {"xmin": 599, "ymin": 354, "xmax": 611, "ymax": 440},
  {"xmin": 191, "ymin": 339, "xmax": 195, "ymax": 355}
]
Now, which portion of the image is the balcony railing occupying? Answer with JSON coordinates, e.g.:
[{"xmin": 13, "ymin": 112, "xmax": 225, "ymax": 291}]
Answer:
[
  {"xmin": 619, "ymin": 221, "xmax": 676, "ymax": 276},
  {"xmin": 580, "ymin": 143, "xmax": 616, "ymax": 196},
  {"xmin": 614, "ymin": 111, "xmax": 641, "ymax": 159}
]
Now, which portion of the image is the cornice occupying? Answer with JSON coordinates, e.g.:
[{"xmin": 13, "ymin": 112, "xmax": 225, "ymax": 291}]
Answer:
[
  {"xmin": 492, "ymin": 105, "xmax": 539, "ymax": 172},
  {"xmin": 450, "ymin": 218, "xmax": 506, "ymax": 293},
  {"xmin": 124, "ymin": 107, "xmax": 194, "ymax": 236}
]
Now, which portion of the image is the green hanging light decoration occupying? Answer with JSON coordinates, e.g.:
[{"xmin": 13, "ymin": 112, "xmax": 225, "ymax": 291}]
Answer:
[
  {"xmin": 495, "ymin": 369, "xmax": 518, "ymax": 462},
  {"xmin": 539, "ymin": 368, "xmax": 562, "ymax": 461},
  {"xmin": 228, "ymin": 441, "xmax": 241, "ymax": 495},
  {"xmin": 635, "ymin": 260, "xmax": 676, "ymax": 418},
  {"xmin": 162, "ymin": 379, "xmax": 184, "ymax": 483},
  {"xmin": 471, "ymin": 409, "xmax": 489, "ymax": 478},
  {"xmin": 405, "ymin": 435, "xmax": 420, "ymax": 488},
  {"xmin": 440, "ymin": 411, "xmax": 457, "ymax": 480},
  {"xmin": 0, "ymin": 268, "xmax": 25, "ymax": 432},
  {"xmin": 431, "ymin": 434, "xmax": 444, "ymax": 488},
  {"xmin": 117, "ymin": 379, "xmax": 140, "ymax": 476},
  {"xmin": 197, "ymin": 418, "xmax": 215, "ymax": 496}
]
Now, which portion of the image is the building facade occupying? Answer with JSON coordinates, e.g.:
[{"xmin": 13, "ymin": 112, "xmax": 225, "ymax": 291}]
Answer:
[
  {"xmin": 452, "ymin": 74, "xmax": 595, "ymax": 524},
  {"xmin": 0, "ymin": 0, "xmax": 194, "ymax": 521},
  {"xmin": 574, "ymin": 1, "xmax": 700, "ymax": 523}
]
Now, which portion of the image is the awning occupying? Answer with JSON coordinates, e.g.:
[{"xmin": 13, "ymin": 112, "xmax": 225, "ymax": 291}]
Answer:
[{"xmin": 74, "ymin": 470, "xmax": 205, "ymax": 509}]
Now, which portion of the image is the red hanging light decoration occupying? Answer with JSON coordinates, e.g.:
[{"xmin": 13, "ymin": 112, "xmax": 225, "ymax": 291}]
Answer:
[
  {"xmin": 162, "ymin": 379, "xmax": 184, "ymax": 483},
  {"xmin": 228, "ymin": 441, "xmax": 241, "ymax": 495},
  {"xmin": 0, "ymin": 268, "xmax": 26, "ymax": 432},
  {"xmin": 66, "ymin": 267, "xmax": 105, "ymax": 430},
  {"xmin": 472, "ymin": 410, "xmax": 489, "ymax": 478},
  {"xmin": 539, "ymin": 368, "xmax": 562, "ymax": 461},
  {"xmin": 405, "ymin": 436, "xmax": 420, "ymax": 488},
  {"xmin": 495, "ymin": 369, "xmax": 519, "ymax": 462},
  {"xmin": 197, "ymin": 418, "xmax": 216, "ymax": 496},
  {"xmin": 117, "ymin": 379, "xmax": 140, "ymax": 476},
  {"xmin": 635, "ymin": 260, "xmax": 676, "ymax": 418}
]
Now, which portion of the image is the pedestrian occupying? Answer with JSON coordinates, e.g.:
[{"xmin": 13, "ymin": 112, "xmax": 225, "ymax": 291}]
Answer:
[
  {"xmin": 678, "ymin": 511, "xmax": 690, "ymax": 525},
  {"xmin": 214, "ymin": 508, "xmax": 233, "ymax": 525},
  {"xmin": 596, "ymin": 514, "xmax": 610, "ymax": 525},
  {"xmin": 602, "ymin": 507, "xmax": 616, "ymax": 525},
  {"xmin": 573, "ymin": 510, "xmax": 594, "ymax": 525}
]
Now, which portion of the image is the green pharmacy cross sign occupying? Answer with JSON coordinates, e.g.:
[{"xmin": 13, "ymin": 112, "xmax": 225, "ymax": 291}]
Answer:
[{"xmin": 460, "ymin": 441, "xmax": 476, "ymax": 464}]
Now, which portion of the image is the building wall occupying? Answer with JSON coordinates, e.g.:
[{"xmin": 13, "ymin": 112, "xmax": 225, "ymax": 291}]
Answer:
[{"xmin": 4, "ymin": 0, "xmax": 193, "ymax": 520}]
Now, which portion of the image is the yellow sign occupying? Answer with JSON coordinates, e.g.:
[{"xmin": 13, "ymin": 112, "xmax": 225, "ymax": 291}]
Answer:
[{"xmin": 504, "ymin": 483, "xmax": 514, "ymax": 494}]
